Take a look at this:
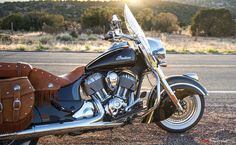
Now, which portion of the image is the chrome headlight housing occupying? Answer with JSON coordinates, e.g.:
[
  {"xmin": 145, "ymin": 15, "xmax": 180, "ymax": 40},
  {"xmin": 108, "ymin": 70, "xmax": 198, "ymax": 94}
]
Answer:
[{"xmin": 147, "ymin": 38, "xmax": 166, "ymax": 60}]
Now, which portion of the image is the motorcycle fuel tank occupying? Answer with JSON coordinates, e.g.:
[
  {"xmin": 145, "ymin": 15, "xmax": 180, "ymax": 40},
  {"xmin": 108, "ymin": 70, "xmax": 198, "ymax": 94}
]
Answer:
[{"xmin": 86, "ymin": 47, "xmax": 136, "ymax": 71}]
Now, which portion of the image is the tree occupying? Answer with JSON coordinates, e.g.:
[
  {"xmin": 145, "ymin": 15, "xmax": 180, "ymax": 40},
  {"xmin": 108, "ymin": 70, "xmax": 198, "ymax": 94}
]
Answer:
[
  {"xmin": 136, "ymin": 8, "xmax": 154, "ymax": 31},
  {"xmin": 0, "ymin": 13, "xmax": 26, "ymax": 31},
  {"xmin": 0, "ymin": 12, "xmax": 64, "ymax": 31},
  {"xmin": 191, "ymin": 9, "xmax": 235, "ymax": 37},
  {"xmin": 80, "ymin": 7, "xmax": 123, "ymax": 33},
  {"xmin": 152, "ymin": 12, "xmax": 179, "ymax": 33}
]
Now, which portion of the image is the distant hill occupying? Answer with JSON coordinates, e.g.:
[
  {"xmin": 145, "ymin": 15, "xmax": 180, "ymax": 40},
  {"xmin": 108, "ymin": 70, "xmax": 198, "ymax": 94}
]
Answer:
[
  {"xmin": 160, "ymin": 0, "xmax": 236, "ymax": 18},
  {"xmin": 0, "ymin": 1, "xmax": 201, "ymax": 25}
]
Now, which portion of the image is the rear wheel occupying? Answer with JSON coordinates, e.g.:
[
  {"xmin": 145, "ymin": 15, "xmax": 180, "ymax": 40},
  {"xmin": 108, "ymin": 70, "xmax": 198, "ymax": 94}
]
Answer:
[{"xmin": 158, "ymin": 94, "xmax": 204, "ymax": 133}]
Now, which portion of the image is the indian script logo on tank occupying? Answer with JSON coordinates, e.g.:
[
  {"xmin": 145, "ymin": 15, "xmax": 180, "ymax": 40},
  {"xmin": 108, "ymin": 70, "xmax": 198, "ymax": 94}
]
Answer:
[{"xmin": 116, "ymin": 55, "xmax": 132, "ymax": 61}]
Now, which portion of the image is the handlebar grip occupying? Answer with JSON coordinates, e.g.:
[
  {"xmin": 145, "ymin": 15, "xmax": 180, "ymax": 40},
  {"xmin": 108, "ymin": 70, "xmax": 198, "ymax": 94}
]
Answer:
[{"xmin": 104, "ymin": 32, "xmax": 114, "ymax": 40}]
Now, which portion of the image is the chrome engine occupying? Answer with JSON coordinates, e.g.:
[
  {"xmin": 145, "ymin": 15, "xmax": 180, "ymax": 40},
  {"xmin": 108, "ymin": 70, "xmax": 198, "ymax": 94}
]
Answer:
[{"xmin": 83, "ymin": 71, "xmax": 137, "ymax": 117}]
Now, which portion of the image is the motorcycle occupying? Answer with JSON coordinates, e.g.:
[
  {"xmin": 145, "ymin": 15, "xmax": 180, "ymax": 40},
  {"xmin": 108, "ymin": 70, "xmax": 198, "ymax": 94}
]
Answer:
[{"xmin": 0, "ymin": 4, "xmax": 208, "ymax": 145}]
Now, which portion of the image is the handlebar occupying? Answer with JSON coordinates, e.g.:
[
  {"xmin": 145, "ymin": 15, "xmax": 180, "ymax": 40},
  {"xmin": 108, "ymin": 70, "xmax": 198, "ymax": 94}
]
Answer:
[
  {"xmin": 104, "ymin": 30, "xmax": 140, "ymax": 44},
  {"xmin": 104, "ymin": 15, "xmax": 140, "ymax": 43}
]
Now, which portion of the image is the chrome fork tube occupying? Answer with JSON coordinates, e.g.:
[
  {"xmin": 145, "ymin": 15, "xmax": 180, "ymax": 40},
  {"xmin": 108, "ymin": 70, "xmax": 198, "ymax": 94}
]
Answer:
[
  {"xmin": 145, "ymin": 66, "xmax": 183, "ymax": 123},
  {"xmin": 156, "ymin": 67, "xmax": 184, "ymax": 111},
  {"xmin": 142, "ymin": 70, "xmax": 161, "ymax": 119}
]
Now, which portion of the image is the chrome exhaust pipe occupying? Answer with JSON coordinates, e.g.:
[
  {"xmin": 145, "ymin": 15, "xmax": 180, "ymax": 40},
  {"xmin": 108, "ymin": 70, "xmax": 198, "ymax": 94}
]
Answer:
[
  {"xmin": 0, "ymin": 121, "xmax": 123, "ymax": 141},
  {"xmin": 0, "ymin": 97, "xmax": 123, "ymax": 140}
]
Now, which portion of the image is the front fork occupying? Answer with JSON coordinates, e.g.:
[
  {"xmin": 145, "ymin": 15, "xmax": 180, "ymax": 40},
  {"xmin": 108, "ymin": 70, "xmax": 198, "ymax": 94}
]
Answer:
[{"xmin": 145, "ymin": 66, "xmax": 184, "ymax": 123}]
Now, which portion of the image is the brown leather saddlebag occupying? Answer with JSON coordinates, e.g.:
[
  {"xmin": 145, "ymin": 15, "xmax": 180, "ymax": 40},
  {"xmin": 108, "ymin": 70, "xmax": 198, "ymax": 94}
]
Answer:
[
  {"xmin": 0, "ymin": 77, "xmax": 35, "ymax": 133},
  {"xmin": 0, "ymin": 62, "xmax": 32, "ymax": 78}
]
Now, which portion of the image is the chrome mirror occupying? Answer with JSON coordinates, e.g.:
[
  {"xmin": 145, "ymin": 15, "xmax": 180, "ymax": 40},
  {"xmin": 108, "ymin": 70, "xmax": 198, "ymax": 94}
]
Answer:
[
  {"xmin": 152, "ymin": 47, "xmax": 166, "ymax": 60},
  {"xmin": 112, "ymin": 15, "xmax": 120, "ymax": 22},
  {"xmin": 110, "ymin": 15, "xmax": 123, "ymax": 37}
]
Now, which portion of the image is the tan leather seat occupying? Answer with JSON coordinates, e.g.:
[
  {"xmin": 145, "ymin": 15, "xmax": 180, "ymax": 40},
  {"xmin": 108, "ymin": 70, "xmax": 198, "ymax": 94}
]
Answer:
[
  {"xmin": 28, "ymin": 66, "xmax": 85, "ymax": 91},
  {"xmin": 0, "ymin": 62, "xmax": 32, "ymax": 78}
]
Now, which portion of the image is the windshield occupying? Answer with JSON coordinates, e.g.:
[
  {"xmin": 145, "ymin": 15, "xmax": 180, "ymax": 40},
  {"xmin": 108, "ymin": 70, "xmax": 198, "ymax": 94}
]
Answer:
[{"xmin": 124, "ymin": 4, "xmax": 156, "ymax": 64}]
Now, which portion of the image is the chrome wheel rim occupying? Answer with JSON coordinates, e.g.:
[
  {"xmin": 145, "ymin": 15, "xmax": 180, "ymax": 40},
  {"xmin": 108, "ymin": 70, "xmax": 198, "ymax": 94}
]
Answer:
[{"xmin": 160, "ymin": 95, "xmax": 202, "ymax": 130}]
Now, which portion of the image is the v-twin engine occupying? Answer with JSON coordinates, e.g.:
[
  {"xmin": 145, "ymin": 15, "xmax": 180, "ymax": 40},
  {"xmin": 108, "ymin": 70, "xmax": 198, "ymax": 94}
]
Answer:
[{"xmin": 83, "ymin": 71, "xmax": 137, "ymax": 117}]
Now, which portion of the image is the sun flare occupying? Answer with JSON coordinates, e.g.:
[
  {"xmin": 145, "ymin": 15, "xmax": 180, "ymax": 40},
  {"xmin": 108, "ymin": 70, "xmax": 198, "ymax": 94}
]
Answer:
[{"xmin": 127, "ymin": 0, "xmax": 142, "ymax": 6}]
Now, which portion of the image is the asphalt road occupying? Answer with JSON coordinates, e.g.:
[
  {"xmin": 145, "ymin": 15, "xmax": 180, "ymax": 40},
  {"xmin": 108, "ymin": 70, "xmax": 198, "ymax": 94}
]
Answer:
[
  {"xmin": 0, "ymin": 52, "xmax": 236, "ymax": 144},
  {"xmin": 0, "ymin": 51, "xmax": 235, "ymax": 91}
]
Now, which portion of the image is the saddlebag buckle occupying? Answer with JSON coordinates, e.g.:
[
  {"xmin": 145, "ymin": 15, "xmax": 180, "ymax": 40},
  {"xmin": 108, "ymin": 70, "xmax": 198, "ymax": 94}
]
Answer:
[{"xmin": 13, "ymin": 99, "xmax": 21, "ymax": 111}]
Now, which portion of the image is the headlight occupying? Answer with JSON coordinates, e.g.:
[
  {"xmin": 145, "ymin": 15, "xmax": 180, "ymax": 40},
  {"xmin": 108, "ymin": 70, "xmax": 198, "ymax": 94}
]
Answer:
[{"xmin": 147, "ymin": 38, "xmax": 166, "ymax": 60}]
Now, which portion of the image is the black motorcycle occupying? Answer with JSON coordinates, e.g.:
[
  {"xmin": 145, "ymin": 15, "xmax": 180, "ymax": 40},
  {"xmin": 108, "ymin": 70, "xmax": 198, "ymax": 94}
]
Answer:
[{"xmin": 0, "ymin": 4, "xmax": 208, "ymax": 145}]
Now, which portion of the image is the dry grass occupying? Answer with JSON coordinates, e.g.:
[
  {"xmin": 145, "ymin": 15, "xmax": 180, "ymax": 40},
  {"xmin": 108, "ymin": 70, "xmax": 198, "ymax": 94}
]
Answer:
[
  {"xmin": 0, "ymin": 31, "xmax": 236, "ymax": 54},
  {"xmin": 147, "ymin": 32, "xmax": 236, "ymax": 54}
]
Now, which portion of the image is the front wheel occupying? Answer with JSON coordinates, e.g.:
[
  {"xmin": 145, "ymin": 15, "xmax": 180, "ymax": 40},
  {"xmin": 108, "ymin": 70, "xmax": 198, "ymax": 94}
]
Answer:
[{"xmin": 157, "ymin": 94, "xmax": 205, "ymax": 133}]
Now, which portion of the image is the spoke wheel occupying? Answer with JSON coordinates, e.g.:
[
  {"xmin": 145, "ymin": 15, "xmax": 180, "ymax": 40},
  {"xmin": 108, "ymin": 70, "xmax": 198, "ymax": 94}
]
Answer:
[{"xmin": 158, "ymin": 94, "xmax": 204, "ymax": 133}]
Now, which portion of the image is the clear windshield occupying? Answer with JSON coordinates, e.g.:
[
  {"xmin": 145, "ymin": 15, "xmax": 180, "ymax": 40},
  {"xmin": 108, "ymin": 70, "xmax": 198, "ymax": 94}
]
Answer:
[{"xmin": 124, "ymin": 4, "xmax": 156, "ymax": 64}]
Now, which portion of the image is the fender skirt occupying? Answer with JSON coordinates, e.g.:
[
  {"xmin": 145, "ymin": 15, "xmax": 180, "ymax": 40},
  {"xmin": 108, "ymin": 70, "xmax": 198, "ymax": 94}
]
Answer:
[{"xmin": 144, "ymin": 75, "xmax": 208, "ymax": 123}]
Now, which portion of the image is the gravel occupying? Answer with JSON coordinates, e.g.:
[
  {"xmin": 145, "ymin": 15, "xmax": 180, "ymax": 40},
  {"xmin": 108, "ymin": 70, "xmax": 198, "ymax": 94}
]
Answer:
[{"xmin": 38, "ymin": 103, "xmax": 236, "ymax": 145}]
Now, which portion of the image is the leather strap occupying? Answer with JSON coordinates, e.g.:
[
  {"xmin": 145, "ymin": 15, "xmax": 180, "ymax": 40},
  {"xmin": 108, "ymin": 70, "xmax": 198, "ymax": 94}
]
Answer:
[
  {"xmin": 13, "ymin": 85, "xmax": 21, "ymax": 121},
  {"xmin": 0, "ymin": 89, "xmax": 3, "ymax": 124},
  {"xmin": 16, "ymin": 63, "xmax": 21, "ymax": 77}
]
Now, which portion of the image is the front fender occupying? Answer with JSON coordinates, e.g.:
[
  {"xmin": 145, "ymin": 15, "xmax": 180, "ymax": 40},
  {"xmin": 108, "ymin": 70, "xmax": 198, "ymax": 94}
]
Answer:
[
  {"xmin": 165, "ymin": 75, "xmax": 208, "ymax": 96},
  {"xmin": 144, "ymin": 75, "xmax": 208, "ymax": 123}
]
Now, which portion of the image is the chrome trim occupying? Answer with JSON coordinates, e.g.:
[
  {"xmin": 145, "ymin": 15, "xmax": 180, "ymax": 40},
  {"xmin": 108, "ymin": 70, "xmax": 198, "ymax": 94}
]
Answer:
[
  {"xmin": 105, "ymin": 71, "xmax": 119, "ymax": 91},
  {"xmin": 48, "ymin": 83, "xmax": 54, "ymax": 88},
  {"xmin": 156, "ymin": 67, "xmax": 184, "ymax": 111},
  {"xmin": 0, "ymin": 122, "xmax": 123, "ymax": 141},
  {"xmin": 147, "ymin": 38, "xmax": 166, "ymax": 60},
  {"xmin": 0, "ymin": 97, "xmax": 124, "ymax": 141},
  {"xmin": 142, "ymin": 69, "xmax": 161, "ymax": 119},
  {"xmin": 96, "ymin": 92, "xmax": 105, "ymax": 102},
  {"xmin": 160, "ymin": 94, "xmax": 202, "ymax": 130},
  {"xmin": 13, "ymin": 84, "xmax": 21, "ymax": 91},
  {"xmin": 72, "ymin": 101, "xmax": 95, "ymax": 119},
  {"xmin": 183, "ymin": 73, "xmax": 199, "ymax": 81},
  {"xmin": 122, "ymin": 88, "xmax": 128, "ymax": 100},
  {"xmin": 125, "ymin": 98, "xmax": 141, "ymax": 112},
  {"xmin": 159, "ymin": 60, "xmax": 167, "ymax": 67}
]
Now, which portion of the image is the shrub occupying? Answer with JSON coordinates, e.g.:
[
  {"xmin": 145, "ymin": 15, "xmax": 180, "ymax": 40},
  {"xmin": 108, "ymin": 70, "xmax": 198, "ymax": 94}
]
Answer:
[
  {"xmin": 152, "ymin": 12, "xmax": 179, "ymax": 33},
  {"xmin": 36, "ymin": 44, "xmax": 49, "ymax": 51},
  {"xmin": 39, "ymin": 35, "xmax": 53, "ymax": 45},
  {"xmin": 0, "ymin": 34, "xmax": 12, "ymax": 44},
  {"xmin": 78, "ymin": 33, "xmax": 88, "ymax": 41},
  {"xmin": 0, "ymin": 12, "xmax": 64, "ymax": 31},
  {"xmin": 56, "ymin": 33, "xmax": 73, "ymax": 42},
  {"xmin": 70, "ymin": 31, "xmax": 78, "ymax": 38},
  {"xmin": 16, "ymin": 46, "xmax": 26, "ymax": 51},
  {"xmin": 87, "ymin": 34, "xmax": 98, "ymax": 41},
  {"xmin": 208, "ymin": 49, "xmax": 220, "ymax": 54},
  {"xmin": 191, "ymin": 9, "xmax": 235, "ymax": 37}
]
